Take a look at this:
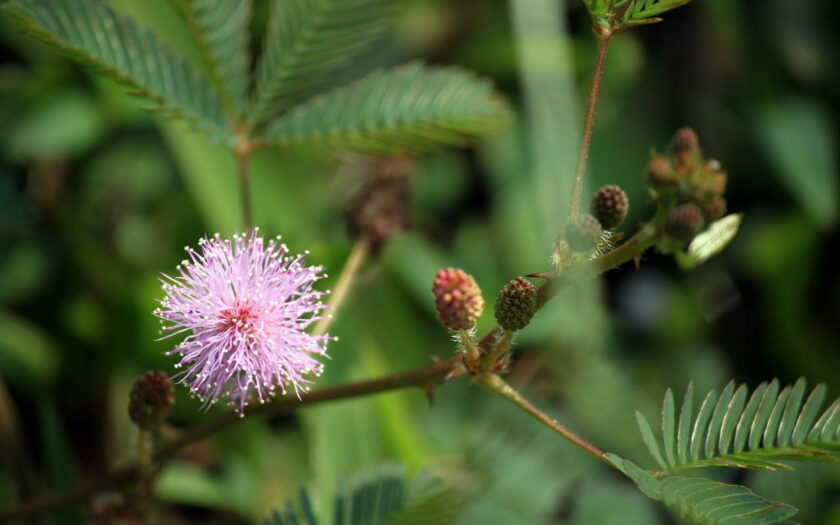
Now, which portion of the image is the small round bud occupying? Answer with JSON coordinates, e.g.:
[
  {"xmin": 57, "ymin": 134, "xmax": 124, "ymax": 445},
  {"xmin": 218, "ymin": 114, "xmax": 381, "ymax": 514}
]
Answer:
[
  {"xmin": 671, "ymin": 127, "xmax": 699, "ymax": 156},
  {"xmin": 664, "ymin": 203, "xmax": 705, "ymax": 244},
  {"xmin": 591, "ymin": 185, "xmax": 629, "ymax": 230},
  {"xmin": 432, "ymin": 268, "xmax": 484, "ymax": 330},
  {"xmin": 702, "ymin": 197, "xmax": 727, "ymax": 222},
  {"xmin": 128, "ymin": 371, "xmax": 174, "ymax": 430},
  {"xmin": 495, "ymin": 278, "xmax": 537, "ymax": 331},
  {"xmin": 647, "ymin": 155, "xmax": 674, "ymax": 190},
  {"xmin": 705, "ymin": 172, "xmax": 727, "ymax": 196}
]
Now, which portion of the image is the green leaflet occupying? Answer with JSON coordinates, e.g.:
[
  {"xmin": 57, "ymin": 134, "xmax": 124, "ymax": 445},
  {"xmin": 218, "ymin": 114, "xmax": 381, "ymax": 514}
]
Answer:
[
  {"xmin": 264, "ymin": 466, "xmax": 462, "ymax": 525},
  {"xmin": 623, "ymin": 0, "xmax": 695, "ymax": 25},
  {"xmin": 250, "ymin": 0, "xmax": 396, "ymax": 124},
  {"xmin": 607, "ymin": 455, "xmax": 799, "ymax": 525},
  {"xmin": 171, "ymin": 0, "xmax": 252, "ymax": 119},
  {"xmin": 635, "ymin": 379, "xmax": 840, "ymax": 475},
  {"xmin": 2, "ymin": 0, "xmax": 230, "ymax": 142},
  {"xmin": 265, "ymin": 63, "xmax": 513, "ymax": 156}
]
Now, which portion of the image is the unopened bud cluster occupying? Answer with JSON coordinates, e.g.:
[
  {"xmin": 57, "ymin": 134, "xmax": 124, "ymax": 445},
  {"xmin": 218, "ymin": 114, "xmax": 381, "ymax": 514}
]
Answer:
[
  {"xmin": 647, "ymin": 127, "xmax": 730, "ymax": 247},
  {"xmin": 432, "ymin": 268, "xmax": 484, "ymax": 330},
  {"xmin": 128, "ymin": 370, "xmax": 174, "ymax": 430},
  {"xmin": 495, "ymin": 278, "xmax": 537, "ymax": 331}
]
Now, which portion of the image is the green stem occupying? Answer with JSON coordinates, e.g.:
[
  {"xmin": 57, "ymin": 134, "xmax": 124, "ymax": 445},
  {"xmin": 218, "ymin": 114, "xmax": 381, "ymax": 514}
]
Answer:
[
  {"xmin": 235, "ymin": 148, "xmax": 252, "ymax": 230},
  {"xmin": 312, "ymin": 238, "xmax": 369, "ymax": 337},
  {"xmin": 478, "ymin": 374, "xmax": 612, "ymax": 466}
]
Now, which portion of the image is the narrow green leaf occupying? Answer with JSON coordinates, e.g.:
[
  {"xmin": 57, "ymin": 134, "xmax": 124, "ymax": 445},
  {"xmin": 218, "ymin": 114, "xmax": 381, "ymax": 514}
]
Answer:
[
  {"xmin": 265, "ymin": 63, "xmax": 512, "ymax": 156},
  {"xmin": 676, "ymin": 381, "xmax": 694, "ymax": 464},
  {"xmin": 734, "ymin": 382, "xmax": 767, "ymax": 454},
  {"xmin": 719, "ymin": 383, "xmax": 748, "ymax": 456},
  {"xmin": 627, "ymin": 0, "xmax": 694, "ymax": 21},
  {"xmin": 690, "ymin": 388, "xmax": 717, "ymax": 461},
  {"xmin": 763, "ymin": 386, "xmax": 792, "ymax": 449},
  {"xmin": 171, "ymin": 0, "xmax": 252, "ymax": 119},
  {"xmin": 705, "ymin": 380, "xmax": 735, "ymax": 459},
  {"xmin": 251, "ymin": 0, "xmax": 396, "ymax": 123},
  {"xmin": 605, "ymin": 453, "xmax": 662, "ymax": 500},
  {"xmin": 636, "ymin": 411, "xmax": 667, "ymax": 469},
  {"xmin": 662, "ymin": 388, "xmax": 677, "ymax": 468},
  {"xmin": 822, "ymin": 403, "xmax": 840, "ymax": 442},
  {"xmin": 810, "ymin": 399, "xmax": 839, "ymax": 441},
  {"xmin": 750, "ymin": 379, "xmax": 780, "ymax": 451},
  {"xmin": 792, "ymin": 384, "xmax": 826, "ymax": 445},
  {"xmin": 2, "ymin": 0, "xmax": 229, "ymax": 140},
  {"xmin": 777, "ymin": 378, "xmax": 807, "ymax": 447}
]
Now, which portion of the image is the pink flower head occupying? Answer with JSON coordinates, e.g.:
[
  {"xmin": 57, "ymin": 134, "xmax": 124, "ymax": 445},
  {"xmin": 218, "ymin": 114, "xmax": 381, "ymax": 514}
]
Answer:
[{"xmin": 154, "ymin": 230, "xmax": 331, "ymax": 415}]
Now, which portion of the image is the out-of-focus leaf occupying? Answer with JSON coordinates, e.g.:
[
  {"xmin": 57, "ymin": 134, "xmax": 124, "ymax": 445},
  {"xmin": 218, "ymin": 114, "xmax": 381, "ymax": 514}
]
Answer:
[
  {"xmin": 5, "ymin": 90, "xmax": 104, "ymax": 162},
  {"xmin": 570, "ymin": 478, "xmax": 661, "ymax": 525},
  {"xmin": 155, "ymin": 459, "xmax": 258, "ymax": 515},
  {"xmin": 756, "ymin": 99, "xmax": 839, "ymax": 229},
  {"xmin": 0, "ymin": 310, "xmax": 58, "ymax": 387},
  {"xmin": 0, "ymin": 243, "xmax": 48, "ymax": 303}
]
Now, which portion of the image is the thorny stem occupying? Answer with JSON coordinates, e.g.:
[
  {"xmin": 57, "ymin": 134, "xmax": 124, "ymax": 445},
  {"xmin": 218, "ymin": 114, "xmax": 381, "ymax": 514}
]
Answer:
[
  {"xmin": 459, "ymin": 330, "xmax": 481, "ymax": 362},
  {"xmin": 0, "ymin": 355, "xmax": 466, "ymax": 523},
  {"xmin": 478, "ymin": 374, "xmax": 611, "ymax": 466},
  {"xmin": 568, "ymin": 34, "xmax": 612, "ymax": 218},
  {"xmin": 312, "ymin": 238, "xmax": 370, "ymax": 337}
]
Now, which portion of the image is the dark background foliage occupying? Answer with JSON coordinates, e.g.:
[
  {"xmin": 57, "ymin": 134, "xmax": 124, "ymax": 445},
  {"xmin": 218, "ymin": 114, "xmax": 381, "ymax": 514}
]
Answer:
[{"xmin": 1, "ymin": 0, "xmax": 838, "ymax": 523}]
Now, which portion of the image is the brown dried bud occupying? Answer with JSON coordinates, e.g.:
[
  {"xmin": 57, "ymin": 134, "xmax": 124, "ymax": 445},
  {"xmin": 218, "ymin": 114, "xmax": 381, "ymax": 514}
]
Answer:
[
  {"xmin": 702, "ymin": 197, "xmax": 727, "ymax": 222},
  {"xmin": 432, "ymin": 268, "xmax": 484, "ymax": 331},
  {"xmin": 671, "ymin": 127, "xmax": 700, "ymax": 156},
  {"xmin": 346, "ymin": 157, "xmax": 412, "ymax": 254},
  {"xmin": 495, "ymin": 278, "xmax": 538, "ymax": 331},
  {"xmin": 647, "ymin": 155, "xmax": 674, "ymax": 190},
  {"xmin": 591, "ymin": 185, "xmax": 629, "ymax": 230},
  {"xmin": 128, "ymin": 371, "xmax": 174, "ymax": 430},
  {"xmin": 565, "ymin": 213, "xmax": 603, "ymax": 252},
  {"xmin": 664, "ymin": 203, "xmax": 705, "ymax": 244}
]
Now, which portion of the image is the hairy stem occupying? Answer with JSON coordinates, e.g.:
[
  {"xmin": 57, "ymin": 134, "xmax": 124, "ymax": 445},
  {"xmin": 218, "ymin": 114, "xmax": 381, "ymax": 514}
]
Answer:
[
  {"xmin": 478, "ymin": 374, "xmax": 611, "ymax": 466},
  {"xmin": 0, "ymin": 355, "xmax": 464, "ymax": 523},
  {"xmin": 568, "ymin": 34, "xmax": 612, "ymax": 218},
  {"xmin": 312, "ymin": 238, "xmax": 369, "ymax": 337},
  {"xmin": 235, "ymin": 148, "xmax": 252, "ymax": 230}
]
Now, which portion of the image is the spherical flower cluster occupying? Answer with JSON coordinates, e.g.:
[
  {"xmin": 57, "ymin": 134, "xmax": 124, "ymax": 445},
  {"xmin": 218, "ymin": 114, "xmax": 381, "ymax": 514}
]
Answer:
[
  {"xmin": 432, "ymin": 268, "xmax": 484, "ymax": 331},
  {"xmin": 494, "ymin": 277, "xmax": 537, "ymax": 331},
  {"xmin": 128, "ymin": 370, "xmax": 174, "ymax": 430},
  {"xmin": 154, "ymin": 230, "xmax": 331, "ymax": 415}
]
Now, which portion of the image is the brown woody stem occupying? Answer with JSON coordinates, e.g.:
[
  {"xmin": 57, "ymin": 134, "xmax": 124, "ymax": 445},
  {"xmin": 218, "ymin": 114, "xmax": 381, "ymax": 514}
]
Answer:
[{"xmin": 568, "ymin": 34, "xmax": 612, "ymax": 218}]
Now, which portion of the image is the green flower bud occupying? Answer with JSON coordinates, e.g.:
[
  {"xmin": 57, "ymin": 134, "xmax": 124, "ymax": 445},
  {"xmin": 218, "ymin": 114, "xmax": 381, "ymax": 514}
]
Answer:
[
  {"xmin": 671, "ymin": 127, "xmax": 700, "ymax": 156},
  {"xmin": 591, "ymin": 185, "xmax": 629, "ymax": 230},
  {"xmin": 647, "ymin": 154, "xmax": 674, "ymax": 190},
  {"xmin": 495, "ymin": 277, "xmax": 537, "ymax": 331}
]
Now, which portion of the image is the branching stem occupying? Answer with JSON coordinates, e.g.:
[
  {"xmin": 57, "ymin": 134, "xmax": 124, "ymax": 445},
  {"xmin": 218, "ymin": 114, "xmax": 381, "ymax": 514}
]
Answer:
[
  {"xmin": 568, "ymin": 34, "xmax": 612, "ymax": 218},
  {"xmin": 478, "ymin": 374, "xmax": 611, "ymax": 466},
  {"xmin": 0, "ymin": 355, "xmax": 465, "ymax": 523}
]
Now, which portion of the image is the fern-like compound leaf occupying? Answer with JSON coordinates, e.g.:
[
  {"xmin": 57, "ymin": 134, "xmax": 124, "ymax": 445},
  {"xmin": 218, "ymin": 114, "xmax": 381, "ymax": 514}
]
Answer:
[
  {"xmin": 264, "ymin": 63, "xmax": 512, "ymax": 156},
  {"xmin": 250, "ymin": 0, "xmax": 397, "ymax": 125},
  {"xmin": 622, "ymin": 0, "xmax": 695, "ymax": 26},
  {"xmin": 170, "ymin": 0, "xmax": 252, "ymax": 119},
  {"xmin": 265, "ymin": 465, "xmax": 462, "ymax": 525},
  {"xmin": 2, "ymin": 0, "xmax": 229, "ymax": 141},
  {"xmin": 636, "ymin": 378, "xmax": 840, "ymax": 474},
  {"xmin": 606, "ymin": 454, "xmax": 799, "ymax": 525}
]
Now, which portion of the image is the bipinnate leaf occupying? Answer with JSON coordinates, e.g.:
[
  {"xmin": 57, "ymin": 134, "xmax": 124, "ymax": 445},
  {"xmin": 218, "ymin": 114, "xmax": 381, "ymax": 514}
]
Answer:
[
  {"xmin": 265, "ymin": 63, "xmax": 513, "ymax": 156},
  {"xmin": 170, "ymin": 0, "xmax": 252, "ymax": 119},
  {"xmin": 265, "ymin": 466, "xmax": 462, "ymax": 525},
  {"xmin": 636, "ymin": 378, "xmax": 840, "ymax": 474},
  {"xmin": 607, "ymin": 454, "xmax": 799, "ymax": 525},
  {"xmin": 251, "ymin": 0, "xmax": 396, "ymax": 124},
  {"xmin": 2, "ymin": 0, "xmax": 229, "ymax": 141},
  {"xmin": 623, "ymin": 0, "xmax": 695, "ymax": 26}
]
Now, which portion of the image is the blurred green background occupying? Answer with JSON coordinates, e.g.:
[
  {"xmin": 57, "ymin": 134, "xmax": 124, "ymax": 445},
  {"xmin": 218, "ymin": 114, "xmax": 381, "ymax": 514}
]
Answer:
[{"xmin": 1, "ymin": 0, "xmax": 839, "ymax": 523}]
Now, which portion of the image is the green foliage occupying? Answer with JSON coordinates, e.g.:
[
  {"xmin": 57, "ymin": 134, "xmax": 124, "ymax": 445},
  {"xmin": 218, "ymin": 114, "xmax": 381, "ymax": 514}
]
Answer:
[
  {"xmin": 265, "ymin": 466, "xmax": 462, "ymax": 525},
  {"xmin": 607, "ymin": 455, "xmax": 799, "ymax": 524},
  {"xmin": 170, "ymin": 0, "xmax": 252, "ymax": 119},
  {"xmin": 265, "ymin": 63, "xmax": 513, "ymax": 155},
  {"xmin": 636, "ymin": 379, "xmax": 840, "ymax": 474},
  {"xmin": 581, "ymin": 0, "xmax": 696, "ymax": 30},
  {"xmin": 250, "ymin": 0, "xmax": 396, "ymax": 124},
  {"xmin": 1, "ymin": 0, "xmax": 229, "ymax": 140}
]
